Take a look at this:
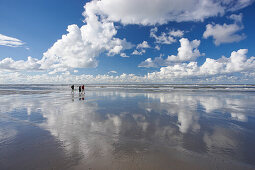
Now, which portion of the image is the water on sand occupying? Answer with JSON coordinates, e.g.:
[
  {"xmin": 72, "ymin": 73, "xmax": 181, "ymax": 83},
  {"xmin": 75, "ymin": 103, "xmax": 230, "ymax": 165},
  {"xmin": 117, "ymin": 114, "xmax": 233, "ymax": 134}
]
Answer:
[{"xmin": 0, "ymin": 84, "xmax": 255, "ymax": 170}]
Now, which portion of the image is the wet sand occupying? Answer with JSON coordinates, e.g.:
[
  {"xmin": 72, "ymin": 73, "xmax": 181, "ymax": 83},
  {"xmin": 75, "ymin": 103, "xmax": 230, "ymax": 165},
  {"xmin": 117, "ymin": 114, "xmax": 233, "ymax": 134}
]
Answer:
[{"xmin": 0, "ymin": 86, "xmax": 255, "ymax": 169}]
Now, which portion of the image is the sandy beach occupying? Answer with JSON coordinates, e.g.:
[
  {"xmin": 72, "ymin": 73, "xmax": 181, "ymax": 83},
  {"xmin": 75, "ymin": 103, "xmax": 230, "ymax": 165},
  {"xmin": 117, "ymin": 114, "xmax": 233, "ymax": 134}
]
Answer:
[{"xmin": 0, "ymin": 84, "xmax": 255, "ymax": 170}]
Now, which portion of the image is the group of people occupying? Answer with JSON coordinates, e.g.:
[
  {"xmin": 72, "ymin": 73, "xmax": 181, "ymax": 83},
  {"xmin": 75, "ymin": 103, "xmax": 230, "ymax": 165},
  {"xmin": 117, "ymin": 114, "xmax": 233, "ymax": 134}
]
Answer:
[{"xmin": 71, "ymin": 84, "xmax": 85, "ymax": 94}]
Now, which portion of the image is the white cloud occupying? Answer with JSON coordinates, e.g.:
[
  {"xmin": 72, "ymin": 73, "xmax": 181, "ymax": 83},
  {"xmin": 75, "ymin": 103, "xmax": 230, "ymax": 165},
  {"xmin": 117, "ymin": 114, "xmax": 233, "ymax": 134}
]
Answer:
[
  {"xmin": 137, "ymin": 41, "xmax": 150, "ymax": 49},
  {"xmin": 40, "ymin": 21, "xmax": 132, "ymax": 71},
  {"xmin": 132, "ymin": 41, "xmax": 150, "ymax": 56},
  {"xmin": 139, "ymin": 38, "xmax": 202, "ymax": 67},
  {"xmin": 0, "ymin": 56, "xmax": 40, "ymax": 71},
  {"xmin": 166, "ymin": 38, "xmax": 202, "ymax": 62},
  {"xmin": 203, "ymin": 13, "xmax": 245, "ymax": 45},
  {"xmin": 169, "ymin": 30, "xmax": 184, "ymax": 37},
  {"xmin": 0, "ymin": 8, "xmax": 132, "ymax": 73},
  {"xmin": 150, "ymin": 27, "xmax": 184, "ymax": 45},
  {"xmin": 120, "ymin": 53, "xmax": 129, "ymax": 58},
  {"xmin": 1, "ymin": 49, "xmax": 255, "ymax": 84},
  {"xmin": 0, "ymin": 34, "xmax": 25, "ymax": 47},
  {"xmin": 108, "ymin": 70, "xmax": 117, "ymax": 74},
  {"xmin": 229, "ymin": 13, "xmax": 243, "ymax": 23},
  {"xmin": 139, "ymin": 58, "xmax": 159, "ymax": 68},
  {"xmin": 84, "ymin": 0, "xmax": 253, "ymax": 25},
  {"xmin": 147, "ymin": 49, "xmax": 255, "ymax": 80},
  {"xmin": 155, "ymin": 45, "xmax": 160, "ymax": 50},
  {"xmin": 132, "ymin": 49, "xmax": 146, "ymax": 55}
]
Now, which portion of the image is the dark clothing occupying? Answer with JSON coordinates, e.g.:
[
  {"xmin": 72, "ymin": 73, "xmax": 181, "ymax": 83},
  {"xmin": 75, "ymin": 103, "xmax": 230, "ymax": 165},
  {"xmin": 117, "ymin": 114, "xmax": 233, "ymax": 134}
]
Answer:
[
  {"xmin": 79, "ymin": 86, "xmax": 81, "ymax": 93},
  {"xmin": 82, "ymin": 85, "xmax": 84, "ymax": 90},
  {"xmin": 71, "ymin": 85, "xmax": 74, "ymax": 90}
]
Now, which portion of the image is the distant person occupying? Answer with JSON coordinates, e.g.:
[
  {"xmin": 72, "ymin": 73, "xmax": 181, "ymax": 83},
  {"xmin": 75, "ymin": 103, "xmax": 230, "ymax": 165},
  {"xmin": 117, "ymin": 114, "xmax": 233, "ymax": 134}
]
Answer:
[
  {"xmin": 79, "ymin": 86, "xmax": 81, "ymax": 94},
  {"xmin": 82, "ymin": 85, "xmax": 85, "ymax": 94},
  {"xmin": 71, "ymin": 85, "xmax": 74, "ymax": 93}
]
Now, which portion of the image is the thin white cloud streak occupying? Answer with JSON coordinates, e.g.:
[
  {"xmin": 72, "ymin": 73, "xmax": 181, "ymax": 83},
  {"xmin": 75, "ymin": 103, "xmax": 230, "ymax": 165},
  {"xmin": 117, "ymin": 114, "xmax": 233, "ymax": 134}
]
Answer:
[
  {"xmin": 108, "ymin": 70, "xmax": 117, "ymax": 74},
  {"xmin": 0, "ymin": 34, "xmax": 25, "ymax": 47},
  {"xmin": 120, "ymin": 53, "xmax": 129, "ymax": 58}
]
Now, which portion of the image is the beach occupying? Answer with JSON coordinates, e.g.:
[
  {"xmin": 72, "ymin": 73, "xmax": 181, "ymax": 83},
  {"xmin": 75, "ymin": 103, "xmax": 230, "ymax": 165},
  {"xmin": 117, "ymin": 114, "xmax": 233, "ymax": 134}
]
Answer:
[{"xmin": 0, "ymin": 84, "xmax": 255, "ymax": 170}]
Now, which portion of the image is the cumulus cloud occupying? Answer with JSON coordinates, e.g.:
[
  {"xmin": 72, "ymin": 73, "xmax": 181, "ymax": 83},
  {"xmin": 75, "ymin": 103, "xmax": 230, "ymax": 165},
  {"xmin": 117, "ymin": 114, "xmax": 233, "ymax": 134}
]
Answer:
[
  {"xmin": 84, "ymin": 0, "xmax": 253, "ymax": 25},
  {"xmin": 0, "ymin": 7, "xmax": 132, "ymax": 73},
  {"xmin": 155, "ymin": 45, "xmax": 160, "ymax": 50},
  {"xmin": 0, "ymin": 56, "xmax": 40, "ymax": 71},
  {"xmin": 150, "ymin": 27, "xmax": 184, "ymax": 45},
  {"xmin": 0, "ymin": 34, "xmax": 25, "ymax": 47},
  {"xmin": 1, "ymin": 49, "xmax": 255, "ymax": 84},
  {"xmin": 132, "ymin": 49, "xmax": 145, "ymax": 55},
  {"xmin": 203, "ymin": 13, "xmax": 245, "ymax": 45},
  {"xmin": 137, "ymin": 41, "xmax": 150, "ymax": 49},
  {"xmin": 167, "ymin": 38, "xmax": 202, "ymax": 62},
  {"xmin": 139, "ymin": 58, "xmax": 160, "ymax": 68},
  {"xmin": 132, "ymin": 41, "xmax": 150, "ymax": 55},
  {"xmin": 147, "ymin": 49, "xmax": 255, "ymax": 80},
  {"xmin": 139, "ymin": 38, "xmax": 202, "ymax": 67},
  {"xmin": 40, "ymin": 20, "xmax": 132, "ymax": 71}
]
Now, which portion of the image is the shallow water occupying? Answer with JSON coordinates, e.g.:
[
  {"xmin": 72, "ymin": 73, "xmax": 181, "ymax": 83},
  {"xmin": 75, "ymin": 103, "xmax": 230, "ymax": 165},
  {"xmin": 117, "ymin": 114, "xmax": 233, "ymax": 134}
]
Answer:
[{"xmin": 0, "ymin": 85, "xmax": 255, "ymax": 169}]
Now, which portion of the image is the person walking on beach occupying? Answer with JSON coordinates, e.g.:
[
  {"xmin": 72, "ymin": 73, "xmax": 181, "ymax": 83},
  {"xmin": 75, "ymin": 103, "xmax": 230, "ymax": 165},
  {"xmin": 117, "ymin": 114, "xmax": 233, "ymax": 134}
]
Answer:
[
  {"xmin": 71, "ymin": 85, "xmax": 74, "ymax": 93},
  {"xmin": 82, "ymin": 84, "xmax": 85, "ymax": 94},
  {"xmin": 79, "ymin": 85, "xmax": 81, "ymax": 94}
]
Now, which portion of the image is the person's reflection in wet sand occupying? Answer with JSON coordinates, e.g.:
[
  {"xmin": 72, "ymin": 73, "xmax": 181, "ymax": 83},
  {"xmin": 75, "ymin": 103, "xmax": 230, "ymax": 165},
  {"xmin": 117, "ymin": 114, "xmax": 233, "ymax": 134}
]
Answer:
[
  {"xmin": 79, "ymin": 93, "xmax": 85, "ymax": 100},
  {"xmin": 72, "ymin": 93, "xmax": 74, "ymax": 102}
]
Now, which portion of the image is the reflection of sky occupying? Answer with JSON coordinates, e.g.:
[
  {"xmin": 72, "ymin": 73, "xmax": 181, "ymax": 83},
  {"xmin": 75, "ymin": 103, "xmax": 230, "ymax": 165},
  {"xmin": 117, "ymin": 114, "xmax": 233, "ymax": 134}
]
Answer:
[{"xmin": 1, "ymin": 90, "xmax": 255, "ymax": 167}]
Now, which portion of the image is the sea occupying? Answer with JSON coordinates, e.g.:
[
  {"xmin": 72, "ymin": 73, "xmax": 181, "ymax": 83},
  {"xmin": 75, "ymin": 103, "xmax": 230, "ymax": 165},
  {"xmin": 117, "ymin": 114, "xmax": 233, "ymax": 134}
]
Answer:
[{"xmin": 0, "ymin": 84, "xmax": 255, "ymax": 169}]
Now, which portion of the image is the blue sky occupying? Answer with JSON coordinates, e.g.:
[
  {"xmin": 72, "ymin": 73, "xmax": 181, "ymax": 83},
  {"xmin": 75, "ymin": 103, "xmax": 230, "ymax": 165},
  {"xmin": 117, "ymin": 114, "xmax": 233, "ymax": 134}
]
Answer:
[{"xmin": 0, "ymin": 0, "xmax": 255, "ymax": 84}]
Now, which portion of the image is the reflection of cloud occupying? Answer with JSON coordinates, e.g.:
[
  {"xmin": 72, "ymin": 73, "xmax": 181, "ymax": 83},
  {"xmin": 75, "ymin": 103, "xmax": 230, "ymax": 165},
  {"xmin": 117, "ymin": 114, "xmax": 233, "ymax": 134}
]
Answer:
[
  {"xmin": 0, "ymin": 127, "xmax": 17, "ymax": 144},
  {"xmin": 203, "ymin": 126, "xmax": 238, "ymax": 156},
  {"xmin": 231, "ymin": 113, "xmax": 247, "ymax": 122},
  {"xmin": 177, "ymin": 110, "xmax": 200, "ymax": 133},
  {"xmin": 199, "ymin": 96, "xmax": 224, "ymax": 113},
  {"xmin": 1, "ymin": 90, "xmax": 254, "ymax": 168},
  {"xmin": 145, "ymin": 93, "xmax": 200, "ymax": 133},
  {"xmin": 199, "ymin": 93, "xmax": 253, "ymax": 123}
]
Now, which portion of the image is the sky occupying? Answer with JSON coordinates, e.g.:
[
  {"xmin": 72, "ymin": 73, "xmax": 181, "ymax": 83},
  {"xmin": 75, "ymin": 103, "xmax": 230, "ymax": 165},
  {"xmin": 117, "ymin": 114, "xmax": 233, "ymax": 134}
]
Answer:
[{"xmin": 0, "ymin": 0, "xmax": 255, "ymax": 84}]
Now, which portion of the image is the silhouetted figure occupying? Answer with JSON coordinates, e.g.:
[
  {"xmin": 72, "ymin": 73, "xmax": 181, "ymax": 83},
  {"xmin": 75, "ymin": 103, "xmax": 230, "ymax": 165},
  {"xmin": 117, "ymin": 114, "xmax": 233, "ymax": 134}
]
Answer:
[
  {"xmin": 82, "ymin": 85, "xmax": 85, "ymax": 94},
  {"xmin": 71, "ymin": 85, "xmax": 74, "ymax": 93},
  {"xmin": 79, "ymin": 86, "xmax": 81, "ymax": 94}
]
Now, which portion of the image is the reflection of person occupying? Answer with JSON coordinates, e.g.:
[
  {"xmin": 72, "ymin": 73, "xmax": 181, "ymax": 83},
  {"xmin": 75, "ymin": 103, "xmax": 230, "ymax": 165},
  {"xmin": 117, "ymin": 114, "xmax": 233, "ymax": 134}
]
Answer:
[
  {"xmin": 82, "ymin": 85, "xmax": 85, "ymax": 94},
  {"xmin": 79, "ymin": 93, "xmax": 85, "ymax": 100},
  {"xmin": 71, "ymin": 85, "xmax": 74, "ymax": 93},
  {"xmin": 72, "ymin": 93, "xmax": 74, "ymax": 102}
]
